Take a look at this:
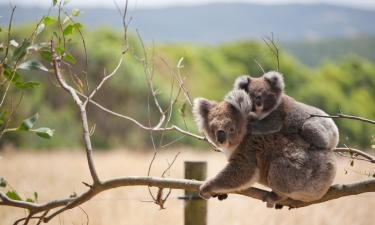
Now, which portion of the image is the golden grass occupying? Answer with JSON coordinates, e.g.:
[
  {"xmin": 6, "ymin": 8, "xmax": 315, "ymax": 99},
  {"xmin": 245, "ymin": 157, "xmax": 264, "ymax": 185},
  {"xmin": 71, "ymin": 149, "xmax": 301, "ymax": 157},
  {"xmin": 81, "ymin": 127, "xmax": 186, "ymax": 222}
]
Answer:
[{"xmin": 1, "ymin": 149, "xmax": 375, "ymax": 225}]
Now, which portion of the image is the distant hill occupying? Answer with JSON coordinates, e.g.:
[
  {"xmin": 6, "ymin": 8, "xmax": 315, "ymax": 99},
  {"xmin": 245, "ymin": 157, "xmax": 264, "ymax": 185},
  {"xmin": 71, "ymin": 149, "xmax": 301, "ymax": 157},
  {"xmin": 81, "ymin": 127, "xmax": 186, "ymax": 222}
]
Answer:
[
  {"xmin": 1, "ymin": 3, "xmax": 375, "ymax": 66},
  {"xmin": 283, "ymin": 36, "xmax": 375, "ymax": 66},
  {"xmin": 1, "ymin": 3, "xmax": 375, "ymax": 43}
]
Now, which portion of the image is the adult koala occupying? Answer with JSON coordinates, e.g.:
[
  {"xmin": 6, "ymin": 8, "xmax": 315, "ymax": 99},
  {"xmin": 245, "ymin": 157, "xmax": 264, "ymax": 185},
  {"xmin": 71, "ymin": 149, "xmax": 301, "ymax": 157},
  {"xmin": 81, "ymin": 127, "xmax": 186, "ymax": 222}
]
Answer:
[{"xmin": 193, "ymin": 90, "xmax": 336, "ymax": 207}]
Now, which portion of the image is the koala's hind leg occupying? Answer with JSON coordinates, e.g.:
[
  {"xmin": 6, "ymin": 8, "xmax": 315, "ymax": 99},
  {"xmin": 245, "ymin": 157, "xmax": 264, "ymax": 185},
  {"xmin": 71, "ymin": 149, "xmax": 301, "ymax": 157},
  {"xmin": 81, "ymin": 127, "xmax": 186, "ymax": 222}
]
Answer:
[
  {"xmin": 301, "ymin": 117, "xmax": 338, "ymax": 150},
  {"xmin": 262, "ymin": 191, "xmax": 287, "ymax": 208},
  {"xmin": 199, "ymin": 150, "xmax": 259, "ymax": 200}
]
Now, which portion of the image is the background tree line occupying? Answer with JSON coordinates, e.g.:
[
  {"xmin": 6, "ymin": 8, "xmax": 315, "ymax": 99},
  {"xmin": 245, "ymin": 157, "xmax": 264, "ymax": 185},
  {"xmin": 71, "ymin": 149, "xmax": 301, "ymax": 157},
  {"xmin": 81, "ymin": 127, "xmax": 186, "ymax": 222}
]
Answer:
[{"xmin": 1, "ymin": 25, "xmax": 374, "ymax": 150}]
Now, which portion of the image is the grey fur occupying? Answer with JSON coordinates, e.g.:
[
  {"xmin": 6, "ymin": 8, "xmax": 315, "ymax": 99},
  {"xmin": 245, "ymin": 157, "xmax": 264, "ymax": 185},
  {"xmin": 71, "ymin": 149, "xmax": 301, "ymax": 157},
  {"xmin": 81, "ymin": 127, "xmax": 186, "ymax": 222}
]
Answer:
[
  {"xmin": 234, "ymin": 71, "xmax": 339, "ymax": 150},
  {"xmin": 224, "ymin": 90, "xmax": 252, "ymax": 115},
  {"xmin": 193, "ymin": 91, "xmax": 337, "ymax": 207}
]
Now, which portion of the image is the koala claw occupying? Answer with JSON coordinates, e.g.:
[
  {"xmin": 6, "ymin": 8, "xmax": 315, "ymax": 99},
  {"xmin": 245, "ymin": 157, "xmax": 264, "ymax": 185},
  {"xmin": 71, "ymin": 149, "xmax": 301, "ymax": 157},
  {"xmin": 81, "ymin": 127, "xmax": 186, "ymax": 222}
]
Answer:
[
  {"xmin": 275, "ymin": 204, "xmax": 284, "ymax": 209},
  {"xmin": 217, "ymin": 194, "xmax": 228, "ymax": 200},
  {"xmin": 213, "ymin": 194, "xmax": 228, "ymax": 201}
]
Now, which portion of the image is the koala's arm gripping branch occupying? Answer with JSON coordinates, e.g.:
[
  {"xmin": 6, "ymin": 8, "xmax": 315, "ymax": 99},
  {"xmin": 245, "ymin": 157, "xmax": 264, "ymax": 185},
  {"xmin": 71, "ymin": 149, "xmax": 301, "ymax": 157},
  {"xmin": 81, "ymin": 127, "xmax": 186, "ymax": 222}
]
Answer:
[{"xmin": 200, "ymin": 153, "xmax": 260, "ymax": 198}]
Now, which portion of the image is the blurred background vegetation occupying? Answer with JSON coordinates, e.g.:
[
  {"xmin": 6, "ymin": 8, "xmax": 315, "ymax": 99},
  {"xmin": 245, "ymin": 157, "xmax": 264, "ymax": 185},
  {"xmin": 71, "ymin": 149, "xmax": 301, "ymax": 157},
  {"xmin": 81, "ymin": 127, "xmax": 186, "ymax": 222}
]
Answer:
[{"xmin": 0, "ymin": 2, "xmax": 374, "ymax": 151}]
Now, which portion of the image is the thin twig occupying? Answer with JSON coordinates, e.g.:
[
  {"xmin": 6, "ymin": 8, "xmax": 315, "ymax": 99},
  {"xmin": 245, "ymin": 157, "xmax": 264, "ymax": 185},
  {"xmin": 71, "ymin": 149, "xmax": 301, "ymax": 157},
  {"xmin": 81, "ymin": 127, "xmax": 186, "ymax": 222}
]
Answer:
[
  {"xmin": 1, "ymin": 5, "xmax": 16, "ymax": 64},
  {"xmin": 310, "ymin": 113, "xmax": 375, "ymax": 125},
  {"xmin": 254, "ymin": 59, "xmax": 265, "ymax": 73},
  {"xmin": 334, "ymin": 147, "xmax": 375, "ymax": 163},
  {"xmin": 262, "ymin": 33, "xmax": 280, "ymax": 71},
  {"xmin": 85, "ymin": 57, "xmax": 123, "ymax": 103}
]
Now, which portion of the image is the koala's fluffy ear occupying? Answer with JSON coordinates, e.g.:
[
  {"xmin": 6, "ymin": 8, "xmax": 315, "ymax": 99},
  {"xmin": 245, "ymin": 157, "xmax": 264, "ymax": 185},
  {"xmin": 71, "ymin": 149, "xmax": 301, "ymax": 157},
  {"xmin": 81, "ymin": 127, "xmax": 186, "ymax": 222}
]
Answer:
[
  {"xmin": 263, "ymin": 71, "xmax": 285, "ymax": 92},
  {"xmin": 233, "ymin": 75, "xmax": 251, "ymax": 92},
  {"xmin": 224, "ymin": 90, "xmax": 252, "ymax": 115},
  {"xmin": 193, "ymin": 98, "xmax": 215, "ymax": 132}
]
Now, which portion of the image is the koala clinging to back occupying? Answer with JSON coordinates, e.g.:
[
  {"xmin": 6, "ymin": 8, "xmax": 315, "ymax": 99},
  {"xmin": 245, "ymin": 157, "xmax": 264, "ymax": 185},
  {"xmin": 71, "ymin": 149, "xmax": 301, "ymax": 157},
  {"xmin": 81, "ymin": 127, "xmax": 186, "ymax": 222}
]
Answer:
[
  {"xmin": 234, "ymin": 71, "xmax": 339, "ymax": 150},
  {"xmin": 193, "ymin": 90, "xmax": 336, "ymax": 207}
]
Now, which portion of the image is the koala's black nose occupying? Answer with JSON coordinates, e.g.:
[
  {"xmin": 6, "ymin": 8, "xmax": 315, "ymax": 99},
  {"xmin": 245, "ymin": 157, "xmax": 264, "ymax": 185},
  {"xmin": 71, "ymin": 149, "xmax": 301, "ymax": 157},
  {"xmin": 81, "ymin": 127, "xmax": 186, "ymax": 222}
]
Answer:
[
  {"xmin": 217, "ymin": 130, "xmax": 226, "ymax": 143},
  {"xmin": 255, "ymin": 96, "xmax": 262, "ymax": 107}
]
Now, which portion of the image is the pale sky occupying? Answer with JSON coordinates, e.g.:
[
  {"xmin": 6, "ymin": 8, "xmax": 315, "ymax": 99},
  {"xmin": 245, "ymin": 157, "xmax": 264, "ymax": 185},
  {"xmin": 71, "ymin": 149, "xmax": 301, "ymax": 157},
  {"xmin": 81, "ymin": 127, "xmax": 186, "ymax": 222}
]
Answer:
[{"xmin": 1, "ymin": 0, "xmax": 375, "ymax": 10}]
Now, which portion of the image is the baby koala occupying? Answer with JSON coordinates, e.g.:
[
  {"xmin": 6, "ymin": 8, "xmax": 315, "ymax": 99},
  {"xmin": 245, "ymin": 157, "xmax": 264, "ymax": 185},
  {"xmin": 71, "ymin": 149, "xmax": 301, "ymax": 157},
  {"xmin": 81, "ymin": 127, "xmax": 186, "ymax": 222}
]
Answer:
[
  {"xmin": 234, "ymin": 71, "xmax": 339, "ymax": 150},
  {"xmin": 193, "ymin": 90, "xmax": 336, "ymax": 207}
]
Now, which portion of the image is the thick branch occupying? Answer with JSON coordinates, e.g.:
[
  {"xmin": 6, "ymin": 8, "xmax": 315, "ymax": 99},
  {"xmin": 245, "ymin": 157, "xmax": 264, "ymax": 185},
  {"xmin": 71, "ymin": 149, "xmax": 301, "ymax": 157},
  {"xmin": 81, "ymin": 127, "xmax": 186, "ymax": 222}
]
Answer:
[{"xmin": 2, "ymin": 176, "xmax": 375, "ymax": 221}]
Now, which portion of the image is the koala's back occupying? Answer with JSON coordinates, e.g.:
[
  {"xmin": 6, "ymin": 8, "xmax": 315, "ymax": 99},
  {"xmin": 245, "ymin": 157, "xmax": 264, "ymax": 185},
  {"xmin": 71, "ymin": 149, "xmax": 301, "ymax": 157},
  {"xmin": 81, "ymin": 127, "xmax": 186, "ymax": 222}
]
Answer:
[
  {"xmin": 280, "ymin": 95, "xmax": 326, "ymax": 132},
  {"xmin": 281, "ymin": 95, "xmax": 339, "ymax": 149},
  {"xmin": 237, "ymin": 132, "xmax": 336, "ymax": 202}
]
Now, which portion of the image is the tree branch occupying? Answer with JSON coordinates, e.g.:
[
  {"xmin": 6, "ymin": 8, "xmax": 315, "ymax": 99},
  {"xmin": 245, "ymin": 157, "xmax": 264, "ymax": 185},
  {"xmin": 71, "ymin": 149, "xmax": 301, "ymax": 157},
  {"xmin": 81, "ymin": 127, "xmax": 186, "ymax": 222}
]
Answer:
[
  {"xmin": 334, "ymin": 147, "xmax": 375, "ymax": 163},
  {"xmin": 2, "ymin": 175, "xmax": 375, "ymax": 222},
  {"xmin": 310, "ymin": 113, "xmax": 375, "ymax": 125},
  {"xmin": 50, "ymin": 40, "xmax": 100, "ymax": 185}
]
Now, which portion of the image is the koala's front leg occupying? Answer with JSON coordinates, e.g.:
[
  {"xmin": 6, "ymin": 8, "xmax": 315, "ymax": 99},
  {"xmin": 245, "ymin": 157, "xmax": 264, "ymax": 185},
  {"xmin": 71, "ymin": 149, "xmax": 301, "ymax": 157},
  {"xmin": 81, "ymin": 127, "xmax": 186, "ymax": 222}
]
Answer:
[{"xmin": 199, "ymin": 151, "xmax": 259, "ymax": 200}]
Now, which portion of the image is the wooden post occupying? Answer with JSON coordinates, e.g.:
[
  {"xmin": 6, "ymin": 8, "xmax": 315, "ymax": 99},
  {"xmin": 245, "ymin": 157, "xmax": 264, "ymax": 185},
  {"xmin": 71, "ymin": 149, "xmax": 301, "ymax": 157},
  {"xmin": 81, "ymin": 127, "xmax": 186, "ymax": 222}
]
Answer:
[{"xmin": 184, "ymin": 161, "xmax": 207, "ymax": 225}]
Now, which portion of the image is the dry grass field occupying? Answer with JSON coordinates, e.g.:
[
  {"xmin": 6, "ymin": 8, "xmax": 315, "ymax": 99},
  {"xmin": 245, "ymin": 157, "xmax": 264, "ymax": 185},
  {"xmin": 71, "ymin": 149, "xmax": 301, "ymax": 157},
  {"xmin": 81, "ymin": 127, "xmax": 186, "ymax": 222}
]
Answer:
[{"xmin": 1, "ymin": 148, "xmax": 375, "ymax": 225}]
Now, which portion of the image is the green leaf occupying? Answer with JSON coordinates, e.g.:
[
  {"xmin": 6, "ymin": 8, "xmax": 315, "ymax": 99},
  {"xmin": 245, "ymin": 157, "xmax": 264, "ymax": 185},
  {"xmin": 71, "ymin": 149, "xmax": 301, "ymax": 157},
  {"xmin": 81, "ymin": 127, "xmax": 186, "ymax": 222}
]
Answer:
[
  {"xmin": 12, "ymin": 39, "xmax": 31, "ymax": 61},
  {"xmin": 33, "ymin": 127, "xmax": 54, "ymax": 139},
  {"xmin": 6, "ymin": 191, "xmax": 22, "ymax": 201},
  {"xmin": 73, "ymin": 23, "xmax": 82, "ymax": 30},
  {"xmin": 14, "ymin": 81, "xmax": 40, "ymax": 90},
  {"xmin": 52, "ymin": 0, "xmax": 57, "ymax": 6},
  {"xmin": 3, "ymin": 65, "xmax": 22, "ymax": 83},
  {"xmin": 63, "ymin": 24, "xmax": 74, "ymax": 36},
  {"xmin": 0, "ymin": 178, "xmax": 6, "ymax": 188},
  {"xmin": 53, "ymin": 31, "xmax": 59, "ymax": 39},
  {"xmin": 179, "ymin": 102, "xmax": 187, "ymax": 117},
  {"xmin": 33, "ymin": 192, "xmax": 38, "ymax": 202},
  {"xmin": 43, "ymin": 16, "xmax": 56, "ymax": 25},
  {"xmin": 26, "ymin": 198, "xmax": 34, "ymax": 203},
  {"xmin": 18, "ymin": 113, "xmax": 39, "ymax": 131},
  {"xmin": 18, "ymin": 60, "xmax": 48, "ymax": 72},
  {"xmin": 40, "ymin": 50, "xmax": 52, "ymax": 62},
  {"xmin": 63, "ymin": 0, "xmax": 71, "ymax": 5},
  {"xmin": 64, "ymin": 53, "xmax": 76, "ymax": 64},
  {"xmin": 55, "ymin": 47, "xmax": 65, "ymax": 56},
  {"xmin": 36, "ymin": 23, "xmax": 45, "ymax": 35},
  {"xmin": 71, "ymin": 9, "xmax": 81, "ymax": 17}
]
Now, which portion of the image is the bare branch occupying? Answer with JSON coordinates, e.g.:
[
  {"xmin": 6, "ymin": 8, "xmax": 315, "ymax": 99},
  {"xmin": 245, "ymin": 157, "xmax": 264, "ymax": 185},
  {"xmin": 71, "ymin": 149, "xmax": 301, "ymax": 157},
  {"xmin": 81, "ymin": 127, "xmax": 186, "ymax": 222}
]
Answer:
[
  {"xmin": 76, "ymin": 91, "xmax": 206, "ymax": 141},
  {"xmin": 50, "ymin": 40, "xmax": 100, "ymax": 185},
  {"xmin": 86, "ymin": 57, "xmax": 123, "ymax": 103},
  {"xmin": 334, "ymin": 147, "xmax": 375, "ymax": 163},
  {"xmin": 3, "ymin": 176, "xmax": 375, "ymax": 222}
]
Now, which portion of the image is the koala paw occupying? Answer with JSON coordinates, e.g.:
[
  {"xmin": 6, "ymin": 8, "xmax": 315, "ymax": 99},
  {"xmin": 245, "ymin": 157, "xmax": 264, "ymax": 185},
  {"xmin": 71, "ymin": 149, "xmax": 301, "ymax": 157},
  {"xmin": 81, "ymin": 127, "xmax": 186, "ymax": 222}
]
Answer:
[
  {"xmin": 275, "ymin": 204, "xmax": 284, "ymax": 209},
  {"xmin": 212, "ymin": 194, "xmax": 228, "ymax": 201},
  {"xmin": 217, "ymin": 194, "xmax": 228, "ymax": 201},
  {"xmin": 199, "ymin": 182, "xmax": 215, "ymax": 200}
]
